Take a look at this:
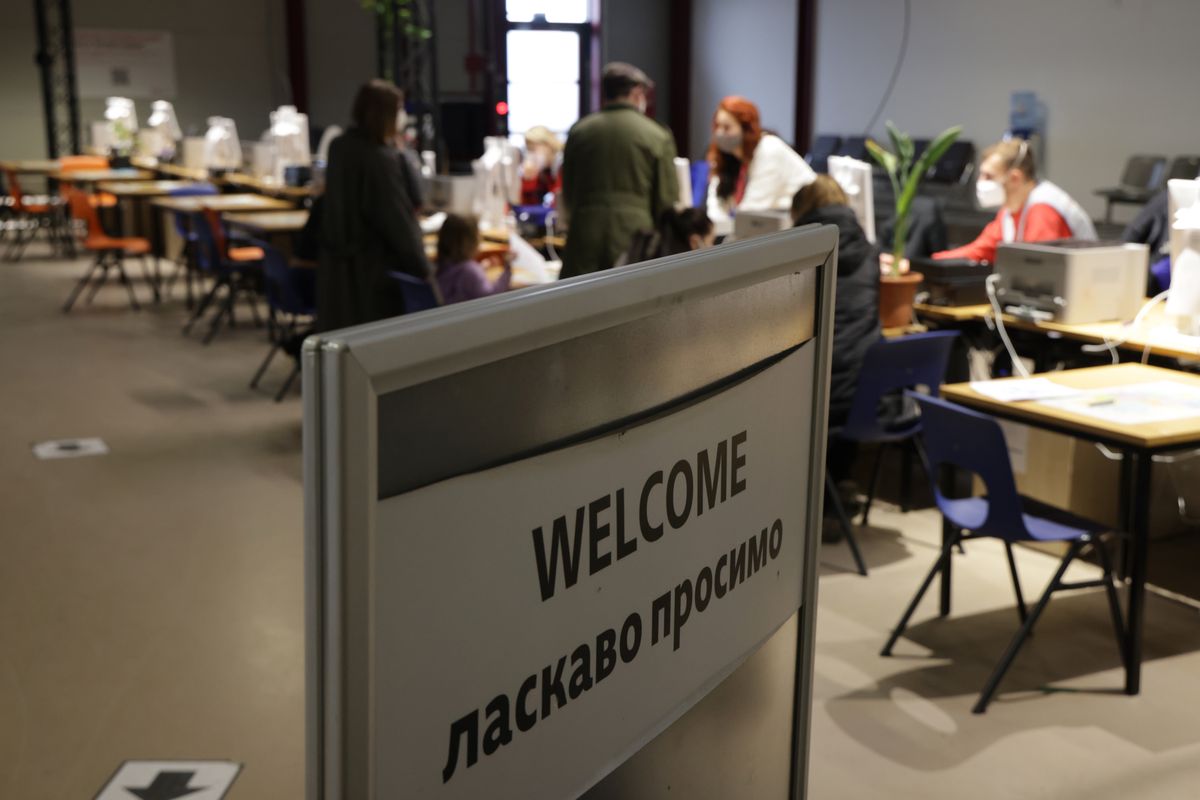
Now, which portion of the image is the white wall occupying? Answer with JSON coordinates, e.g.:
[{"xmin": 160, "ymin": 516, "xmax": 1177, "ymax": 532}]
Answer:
[
  {"xmin": 690, "ymin": 0, "xmax": 797, "ymax": 162},
  {"xmin": 71, "ymin": 1, "xmax": 290, "ymax": 143},
  {"xmin": 813, "ymin": 0, "xmax": 1200, "ymax": 220},
  {"xmin": 603, "ymin": 0, "xmax": 673, "ymax": 127},
  {"xmin": 0, "ymin": 2, "xmax": 46, "ymax": 160},
  {"xmin": 307, "ymin": 0, "xmax": 377, "ymax": 128}
]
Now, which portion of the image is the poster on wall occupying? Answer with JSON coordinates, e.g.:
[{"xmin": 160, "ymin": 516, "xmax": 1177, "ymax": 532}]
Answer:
[{"xmin": 74, "ymin": 29, "xmax": 177, "ymax": 99}]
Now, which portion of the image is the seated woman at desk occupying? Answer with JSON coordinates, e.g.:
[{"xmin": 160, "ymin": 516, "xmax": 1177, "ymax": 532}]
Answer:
[
  {"xmin": 435, "ymin": 213, "xmax": 511, "ymax": 304},
  {"xmin": 931, "ymin": 139, "xmax": 1097, "ymax": 263},
  {"xmin": 705, "ymin": 96, "xmax": 815, "ymax": 235},
  {"xmin": 791, "ymin": 175, "xmax": 882, "ymax": 526}
]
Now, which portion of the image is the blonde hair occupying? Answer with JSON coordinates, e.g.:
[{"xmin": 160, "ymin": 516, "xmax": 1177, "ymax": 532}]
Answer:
[
  {"xmin": 982, "ymin": 139, "xmax": 1037, "ymax": 180},
  {"xmin": 524, "ymin": 126, "xmax": 563, "ymax": 153},
  {"xmin": 791, "ymin": 175, "xmax": 849, "ymax": 222}
]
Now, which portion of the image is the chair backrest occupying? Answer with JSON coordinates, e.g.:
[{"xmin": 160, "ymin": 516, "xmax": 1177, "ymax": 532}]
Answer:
[
  {"xmin": 806, "ymin": 135, "xmax": 842, "ymax": 173},
  {"xmin": 167, "ymin": 183, "xmax": 218, "ymax": 237},
  {"xmin": 59, "ymin": 155, "xmax": 109, "ymax": 172},
  {"xmin": 259, "ymin": 241, "xmax": 316, "ymax": 316},
  {"xmin": 928, "ymin": 140, "xmax": 977, "ymax": 184},
  {"xmin": 841, "ymin": 330, "xmax": 959, "ymax": 440},
  {"xmin": 64, "ymin": 187, "xmax": 106, "ymax": 238},
  {"xmin": 388, "ymin": 270, "xmax": 440, "ymax": 313},
  {"xmin": 190, "ymin": 207, "xmax": 227, "ymax": 273},
  {"xmin": 4, "ymin": 169, "xmax": 26, "ymax": 209},
  {"xmin": 911, "ymin": 393, "xmax": 1026, "ymax": 539},
  {"xmin": 1168, "ymin": 155, "xmax": 1200, "ymax": 182},
  {"xmin": 1120, "ymin": 155, "xmax": 1167, "ymax": 191},
  {"xmin": 839, "ymin": 136, "xmax": 868, "ymax": 161},
  {"xmin": 689, "ymin": 160, "xmax": 710, "ymax": 209}
]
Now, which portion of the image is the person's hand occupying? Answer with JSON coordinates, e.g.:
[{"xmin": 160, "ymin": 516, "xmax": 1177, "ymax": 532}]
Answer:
[
  {"xmin": 502, "ymin": 251, "xmax": 515, "ymax": 271},
  {"xmin": 879, "ymin": 252, "xmax": 911, "ymax": 276}
]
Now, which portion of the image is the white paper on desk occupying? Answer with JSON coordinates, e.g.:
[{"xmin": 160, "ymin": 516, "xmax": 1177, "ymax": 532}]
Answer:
[
  {"xmin": 969, "ymin": 377, "xmax": 1081, "ymax": 403},
  {"xmin": 1037, "ymin": 381, "xmax": 1200, "ymax": 425},
  {"xmin": 508, "ymin": 231, "xmax": 556, "ymax": 285}
]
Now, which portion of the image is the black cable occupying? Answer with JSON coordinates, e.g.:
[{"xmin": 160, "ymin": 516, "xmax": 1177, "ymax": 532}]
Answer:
[{"xmin": 863, "ymin": 0, "xmax": 912, "ymax": 136}]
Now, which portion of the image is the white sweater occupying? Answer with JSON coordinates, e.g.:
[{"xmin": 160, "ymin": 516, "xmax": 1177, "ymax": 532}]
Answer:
[{"xmin": 707, "ymin": 133, "xmax": 816, "ymax": 234}]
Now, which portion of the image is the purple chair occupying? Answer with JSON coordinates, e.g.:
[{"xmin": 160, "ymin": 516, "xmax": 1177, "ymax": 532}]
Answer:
[{"xmin": 881, "ymin": 393, "xmax": 1127, "ymax": 713}]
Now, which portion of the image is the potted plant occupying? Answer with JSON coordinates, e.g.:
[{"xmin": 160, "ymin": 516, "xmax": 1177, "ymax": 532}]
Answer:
[{"xmin": 866, "ymin": 122, "xmax": 961, "ymax": 328}]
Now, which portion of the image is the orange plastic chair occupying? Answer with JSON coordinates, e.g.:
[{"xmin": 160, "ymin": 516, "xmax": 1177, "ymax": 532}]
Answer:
[
  {"xmin": 4, "ymin": 169, "xmax": 61, "ymax": 261},
  {"xmin": 62, "ymin": 188, "xmax": 151, "ymax": 312},
  {"xmin": 58, "ymin": 154, "xmax": 118, "ymax": 208}
]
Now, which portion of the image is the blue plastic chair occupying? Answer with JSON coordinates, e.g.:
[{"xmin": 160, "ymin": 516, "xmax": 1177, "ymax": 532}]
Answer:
[
  {"xmin": 881, "ymin": 393, "xmax": 1127, "ymax": 714},
  {"xmin": 388, "ymin": 270, "xmax": 441, "ymax": 312},
  {"xmin": 689, "ymin": 160, "xmax": 709, "ymax": 209},
  {"xmin": 182, "ymin": 207, "xmax": 264, "ymax": 344},
  {"xmin": 251, "ymin": 243, "xmax": 316, "ymax": 401},
  {"xmin": 826, "ymin": 330, "xmax": 959, "ymax": 575},
  {"xmin": 165, "ymin": 183, "xmax": 217, "ymax": 306}
]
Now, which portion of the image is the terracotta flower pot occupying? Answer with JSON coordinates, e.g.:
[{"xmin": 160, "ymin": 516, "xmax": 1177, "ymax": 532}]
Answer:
[{"xmin": 879, "ymin": 271, "xmax": 924, "ymax": 329}]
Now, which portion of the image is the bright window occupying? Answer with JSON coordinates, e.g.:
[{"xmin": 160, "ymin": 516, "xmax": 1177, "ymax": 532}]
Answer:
[
  {"xmin": 506, "ymin": 0, "xmax": 589, "ymax": 23},
  {"xmin": 506, "ymin": 30, "xmax": 580, "ymax": 135}
]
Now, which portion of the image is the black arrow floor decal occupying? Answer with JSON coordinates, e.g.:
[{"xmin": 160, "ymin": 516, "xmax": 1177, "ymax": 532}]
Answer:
[{"xmin": 126, "ymin": 771, "xmax": 206, "ymax": 800}]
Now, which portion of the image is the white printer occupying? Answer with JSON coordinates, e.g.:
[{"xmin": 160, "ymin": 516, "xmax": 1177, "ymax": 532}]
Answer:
[
  {"xmin": 732, "ymin": 209, "xmax": 792, "ymax": 241},
  {"xmin": 994, "ymin": 240, "xmax": 1149, "ymax": 324}
]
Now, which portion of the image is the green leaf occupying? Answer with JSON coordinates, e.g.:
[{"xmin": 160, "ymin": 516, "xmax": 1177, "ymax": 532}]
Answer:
[
  {"xmin": 897, "ymin": 124, "xmax": 961, "ymax": 221},
  {"xmin": 886, "ymin": 121, "xmax": 914, "ymax": 180},
  {"xmin": 864, "ymin": 139, "xmax": 897, "ymax": 175}
]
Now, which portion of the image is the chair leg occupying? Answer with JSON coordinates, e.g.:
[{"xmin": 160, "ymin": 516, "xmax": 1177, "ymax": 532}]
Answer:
[
  {"xmin": 251, "ymin": 343, "xmax": 281, "ymax": 389},
  {"xmin": 116, "ymin": 257, "xmax": 141, "ymax": 311},
  {"xmin": 860, "ymin": 444, "xmax": 887, "ymax": 527},
  {"xmin": 184, "ymin": 278, "xmax": 223, "ymax": 334},
  {"xmin": 1091, "ymin": 536, "xmax": 1129, "ymax": 672},
  {"xmin": 881, "ymin": 531, "xmax": 962, "ymax": 656},
  {"xmin": 826, "ymin": 473, "xmax": 868, "ymax": 576},
  {"xmin": 972, "ymin": 539, "xmax": 1085, "ymax": 714},
  {"xmin": 140, "ymin": 255, "xmax": 161, "ymax": 304},
  {"xmin": 203, "ymin": 288, "xmax": 236, "ymax": 345},
  {"xmin": 63, "ymin": 255, "xmax": 101, "ymax": 313},
  {"xmin": 274, "ymin": 362, "xmax": 300, "ymax": 402},
  {"xmin": 86, "ymin": 258, "xmax": 111, "ymax": 304},
  {"xmin": 1003, "ymin": 542, "xmax": 1029, "ymax": 624}
]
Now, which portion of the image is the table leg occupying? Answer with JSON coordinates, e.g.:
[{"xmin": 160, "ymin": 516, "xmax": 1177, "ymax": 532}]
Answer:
[
  {"xmin": 1124, "ymin": 450, "xmax": 1152, "ymax": 695},
  {"xmin": 1117, "ymin": 451, "xmax": 1133, "ymax": 580}
]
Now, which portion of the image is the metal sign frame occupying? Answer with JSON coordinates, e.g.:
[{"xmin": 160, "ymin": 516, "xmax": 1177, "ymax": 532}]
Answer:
[{"xmin": 304, "ymin": 225, "xmax": 838, "ymax": 799}]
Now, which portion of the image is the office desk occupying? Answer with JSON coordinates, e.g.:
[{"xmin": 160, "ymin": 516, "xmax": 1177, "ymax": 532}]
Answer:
[
  {"xmin": 50, "ymin": 168, "xmax": 155, "ymax": 184},
  {"xmin": 941, "ymin": 363, "xmax": 1200, "ymax": 696},
  {"xmin": 222, "ymin": 172, "xmax": 316, "ymax": 200},
  {"xmin": 131, "ymin": 157, "xmax": 211, "ymax": 182},
  {"xmin": 151, "ymin": 194, "xmax": 296, "ymax": 214},
  {"xmin": 916, "ymin": 303, "xmax": 1200, "ymax": 363},
  {"xmin": 97, "ymin": 180, "xmax": 201, "ymax": 197},
  {"xmin": 0, "ymin": 159, "xmax": 60, "ymax": 174},
  {"xmin": 225, "ymin": 210, "xmax": 311, "ymax": 258},
  {"xmin": 224, "ymin": 210, "xmax": 310, "ymax": 235}
]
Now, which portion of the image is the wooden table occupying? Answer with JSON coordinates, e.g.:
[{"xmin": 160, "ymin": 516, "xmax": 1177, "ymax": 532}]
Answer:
[
  {"xmin": 131, "ymin": 157, "xmax": 211, "ymax": 182},
  {"xmin": 151, "ymin": 194, "xmax": 296, "ymax": 214},
  {"xmin": 224, "ymin": 210, "xmax": 310, "ymax": 235},
  {"xmin": 0, "ymin": 159, "xmax": 61, "ymax": 174},
  {"xmin": 97, "ymin": 180, "xmax": 203, "ymax": 197},
  {"xmin": 941, "ymin": 363, "xmax": 1200, "ymax": 696},
  {"xmin": 222, "ymin": 172, "xmax": 316, "ymax": 199},
  {"xmin": 50, "ymin": 168, "xmax": 155, "ymax": 184},
  {"xmin": 916, "ymin": 302, "xmax": 1200, "ymax": 364}
]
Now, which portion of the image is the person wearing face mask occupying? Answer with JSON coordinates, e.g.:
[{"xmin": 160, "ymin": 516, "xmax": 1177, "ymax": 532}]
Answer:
[
  {"xmin": 932, "ymin": 138, "xmax": 1096, "ymax": 263},
  {"xmin": 560, "ymin": 62, "xmax": 679, "ymax": 278},
  {"xmin": 520, "ymin": 126, "xmax": 563, "ymax": 206},
  {"xmin": 706, "ymin": 96, "xmax": 816, "ymax": 237}
]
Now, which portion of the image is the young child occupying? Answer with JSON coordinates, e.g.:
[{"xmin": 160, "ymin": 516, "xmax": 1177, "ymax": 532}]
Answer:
[{"xmin": 434, "ymin": 213, "xmax": 511, "ymax": 304}]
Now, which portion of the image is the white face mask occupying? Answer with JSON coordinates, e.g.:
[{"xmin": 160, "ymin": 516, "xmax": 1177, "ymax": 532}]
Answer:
[
  {"xmin": 714, "ymin": 131, "xmax": 742, "ymax": 155},
  {"xmin": 976, "ymin": 178, "xmax": 1005, "ymax": 210},
  {"xmin": 396, "ymin": 110, "xmax": 409, "ymax": 136}
]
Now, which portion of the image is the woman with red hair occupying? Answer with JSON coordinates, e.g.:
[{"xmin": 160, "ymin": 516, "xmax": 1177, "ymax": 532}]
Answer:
[{"xmin": 706, "ymin": 96, "xmax": 815, "ymax": 236}]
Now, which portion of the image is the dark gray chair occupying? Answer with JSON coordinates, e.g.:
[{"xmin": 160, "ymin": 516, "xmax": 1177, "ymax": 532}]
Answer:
[{"xmin": 1095, "ymin": 155, "xmax": 1167, "ymax": 223}]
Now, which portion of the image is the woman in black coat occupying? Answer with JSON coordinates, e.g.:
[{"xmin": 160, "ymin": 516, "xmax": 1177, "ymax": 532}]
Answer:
[
  {"xmin": 792, "ymin": 176, "xmax": 882, "ymax": 489},
  {"xmin": 317, "ymin": 80, "xmax": 430, "ymax": 332}
]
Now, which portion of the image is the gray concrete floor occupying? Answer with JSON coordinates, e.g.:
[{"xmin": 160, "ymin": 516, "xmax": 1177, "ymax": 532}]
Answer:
[{"xmin": 3, "ymin": 244, "xmax": 1200, "ymax": 798}]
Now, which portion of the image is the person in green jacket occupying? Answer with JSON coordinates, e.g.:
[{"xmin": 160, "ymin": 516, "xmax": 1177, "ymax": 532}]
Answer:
[{"xmin": 559, "ymin": 62, "xmax": 680, "ymax": 279}]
